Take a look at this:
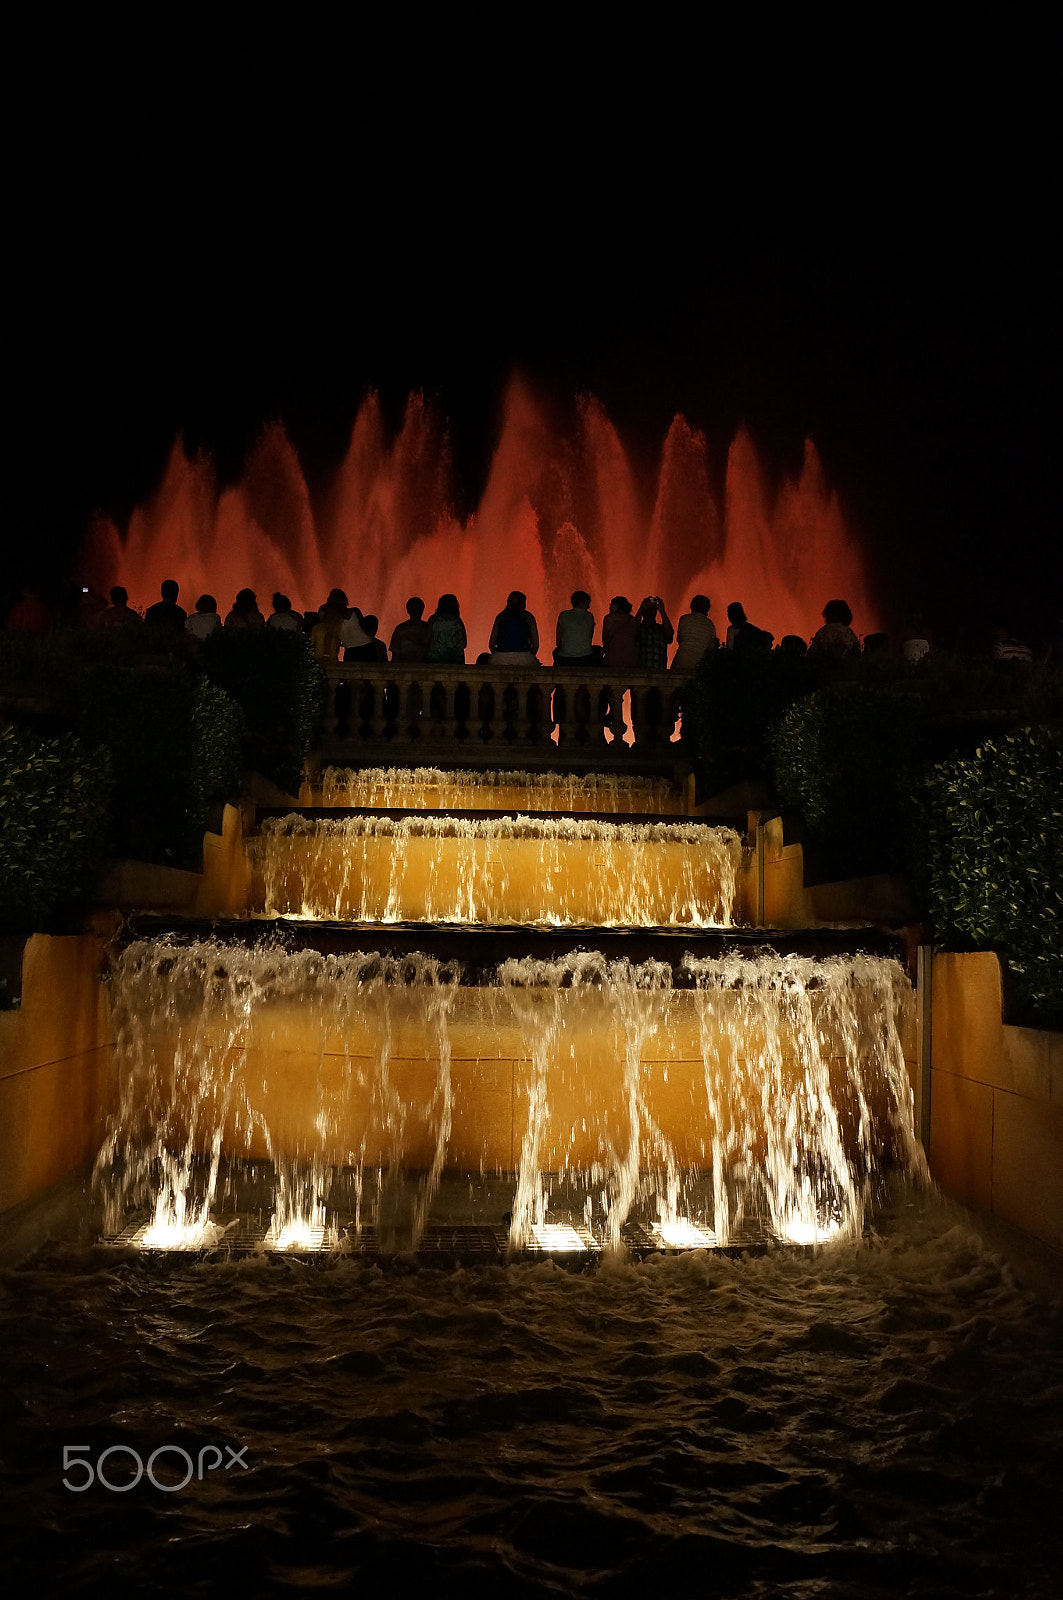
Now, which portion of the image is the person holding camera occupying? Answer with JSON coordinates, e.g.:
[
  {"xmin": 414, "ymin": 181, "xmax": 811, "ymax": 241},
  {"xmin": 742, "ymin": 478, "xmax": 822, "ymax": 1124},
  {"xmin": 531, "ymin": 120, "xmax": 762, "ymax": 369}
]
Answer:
[{"xmin": 635, "ymin": 595, "xmax": 674, "ymax": 672}]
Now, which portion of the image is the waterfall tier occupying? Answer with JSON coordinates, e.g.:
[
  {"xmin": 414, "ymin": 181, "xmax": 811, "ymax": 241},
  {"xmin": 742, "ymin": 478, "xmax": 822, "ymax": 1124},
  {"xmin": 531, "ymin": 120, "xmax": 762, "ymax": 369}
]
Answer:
[
  {"xmin": 96, "ymin": 938, "xmax": 922, "ymax": 1253},
  {"xmin": 250, "ymin": 813, "xmax": 744, "ymax": 928}
]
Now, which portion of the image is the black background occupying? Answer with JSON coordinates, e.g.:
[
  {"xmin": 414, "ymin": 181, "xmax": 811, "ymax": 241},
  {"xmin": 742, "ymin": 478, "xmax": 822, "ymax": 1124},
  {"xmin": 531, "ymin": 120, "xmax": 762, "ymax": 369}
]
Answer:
[{"xmin": 4, "ymin": 5, "xmax": 1060, "ymax": 642}]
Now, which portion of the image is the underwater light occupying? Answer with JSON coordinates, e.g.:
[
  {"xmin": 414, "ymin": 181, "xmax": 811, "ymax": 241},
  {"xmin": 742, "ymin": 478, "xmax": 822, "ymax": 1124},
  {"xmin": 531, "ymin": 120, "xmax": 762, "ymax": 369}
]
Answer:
[
  {"xmin": 778, "ymin": 1216, "xmax": 843, "ymax": 1245},
  {"xmin": 529, "ymin": 1224, "xmax": 586, "ymax": 1252},
  {"xmin": 266, "ymin": 1221, "xmax": 327, "ymax": 1251},
  {"xmin": 138, "ymin": 1221, "xmax": 221, "ymax": 1251},
  {"xmin": 653, "ymin": 1218, "xmax": 716, "ymax": 1248}
]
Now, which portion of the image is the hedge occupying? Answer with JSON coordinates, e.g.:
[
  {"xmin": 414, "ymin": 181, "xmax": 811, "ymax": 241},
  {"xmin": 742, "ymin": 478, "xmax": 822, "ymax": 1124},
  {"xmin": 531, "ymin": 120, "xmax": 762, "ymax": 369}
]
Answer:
[
  {"xmin": 769, "ymin": 683, "xmax": 921, "ymax": 878},
  {"xmin": 199, "ymin": 629, "xmax": 325, "ymax": 796},
  {"xmin": 0, "ymin": 723, "xmax": 113, "ymax": 930},
  {"xmin": 73, "ymin": 664, "xmax": 244, "ymax": 865},
  {"xmin": 681, "ymin": 649, "xmax": 818, "ymax": 790},
  {"xmin": 914, "ymin": 727, "xmax": 1063, "ymax": 1021}
]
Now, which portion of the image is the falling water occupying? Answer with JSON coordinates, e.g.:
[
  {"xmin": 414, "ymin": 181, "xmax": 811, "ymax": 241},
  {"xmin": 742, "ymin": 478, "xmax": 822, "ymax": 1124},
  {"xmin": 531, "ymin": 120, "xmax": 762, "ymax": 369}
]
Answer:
[
  {"xmin": 84, "ymin": 380, "xmax": 880, "ymax": 655},
  {"xmin": 688, "ymin": 951, "xmax": 925, "ymax": 1246},
  {"xmin": 250, "ymin": 814, "xmax": 742, "ymax": 927},
  {"xmin": 318, "ymin": 766, "xmax": 685, "ymax": 813},
  {"xmin": 94, "ymin": 940, "xmax": 922, "ymax": 1253}
]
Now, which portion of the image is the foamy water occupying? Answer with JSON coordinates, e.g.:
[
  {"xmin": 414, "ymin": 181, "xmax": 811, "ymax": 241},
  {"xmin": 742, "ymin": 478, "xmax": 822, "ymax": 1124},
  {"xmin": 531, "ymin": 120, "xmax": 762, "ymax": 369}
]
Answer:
[
  {"xmin": 94, "ymin": 941, "xmax": 918, "ymax": 1256},
  {"xmin": 319, "ymin": 767, "xmax": 685, "ymax": 813},
  {"xmin": 1, "ymin": 1192, "xmax": 1060, "ymax": 1597},
  {"xmin": 251, "ymin": 815, "xmax": 742, "ymax": 926}
]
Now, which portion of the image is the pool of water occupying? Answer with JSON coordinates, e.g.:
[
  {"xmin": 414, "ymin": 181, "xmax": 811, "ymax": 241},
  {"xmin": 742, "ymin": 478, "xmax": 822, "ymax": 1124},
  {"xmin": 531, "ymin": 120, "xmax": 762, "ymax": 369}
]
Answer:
[{"xmin": 1, "ymin": 1189, "xmax": 1060, "ymax": 1597}]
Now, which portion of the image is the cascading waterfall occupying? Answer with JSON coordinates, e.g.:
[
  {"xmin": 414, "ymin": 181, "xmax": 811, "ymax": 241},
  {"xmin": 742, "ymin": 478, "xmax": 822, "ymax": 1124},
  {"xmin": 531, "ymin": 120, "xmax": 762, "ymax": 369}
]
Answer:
[
  {"xmin": 95, "ymin": 938, "xmax": 923, "ymax": 1251},
  {"xmin": 251, "ymin": 813, "xmax": 742, "ymax": 927},
  {"xmin": 688, "ymin": 951, "xmax": 924, "ymax": 1245},
  {"xmin": 319, "ymin": 767, "xmax": 685, "ymax": 813}
]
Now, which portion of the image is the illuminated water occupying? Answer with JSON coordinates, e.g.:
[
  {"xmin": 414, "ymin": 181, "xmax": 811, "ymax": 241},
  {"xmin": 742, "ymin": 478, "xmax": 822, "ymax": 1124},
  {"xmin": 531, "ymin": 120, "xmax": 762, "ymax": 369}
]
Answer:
[
  {"xmin": 86, "ymin": 380, "xmax": 880, "ymax": 659},
  {"xmin": 2, "ymin": 1193, "xmax": 1060, "ymax": 1597},
  {"xmin": 94, "ymin": 940, "xmax": 920, "ymax": 1257},
  {"xmin": 318, "ymin": 767, "xmax": 686, "ymax": 813},
  {"xmin": 250, "ymin": 815, "xmax": 742, "ymax": 927}
]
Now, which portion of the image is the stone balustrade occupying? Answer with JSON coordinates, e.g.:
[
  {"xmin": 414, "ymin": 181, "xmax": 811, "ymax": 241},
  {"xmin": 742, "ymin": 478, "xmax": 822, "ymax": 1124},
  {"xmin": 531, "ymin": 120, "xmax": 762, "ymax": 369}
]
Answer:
[{"xmin": 323, "ymin": 663, "xmax": 691, "ymax": 764}]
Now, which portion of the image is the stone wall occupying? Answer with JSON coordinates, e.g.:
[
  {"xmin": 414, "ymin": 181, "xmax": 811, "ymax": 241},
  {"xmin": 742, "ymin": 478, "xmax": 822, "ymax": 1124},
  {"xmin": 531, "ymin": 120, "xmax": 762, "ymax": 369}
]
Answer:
[
  {"xmin": 930, "ymin": 951, "xmax": 1063, "ymax": 1253},
  {"xmin": 0, "ymin": 935, "xmax": 114, "ymax": 1215}
]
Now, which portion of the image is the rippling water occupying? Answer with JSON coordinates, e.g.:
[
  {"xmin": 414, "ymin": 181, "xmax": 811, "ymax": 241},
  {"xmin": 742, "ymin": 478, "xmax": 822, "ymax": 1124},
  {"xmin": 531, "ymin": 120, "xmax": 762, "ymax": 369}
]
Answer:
[{"xmin": 1, "ymin": 1192, "xmax": 1060, "ymax": 1598}]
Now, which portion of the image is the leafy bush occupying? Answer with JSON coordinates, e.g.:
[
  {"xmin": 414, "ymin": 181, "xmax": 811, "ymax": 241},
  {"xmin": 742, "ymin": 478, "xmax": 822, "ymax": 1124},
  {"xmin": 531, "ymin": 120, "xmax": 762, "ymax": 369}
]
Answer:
[
  {"xmin": 190, "ymin": 677, "xmax": 246, "ymax": 826},
  {"xmin": 73, "ymin": 664, "xmax": 243, "ymax": 865},
  {"xmin": 914, "ymin": 728, "xmax": 1063, "ymax": 1022},
  {"xmin": 769, "ymin": 684, "xmax": 921, "ymax": 877},
  {"xmin": 200, "ymin": 629, "xmax": 325, "ymax": 795},
  {"xmin": 0, "ymin": 723, "xmax": 113, "ymax": 930},
  {"xmin": 681, "ymin": 650, "xmax": 818, "ymax": 790}
]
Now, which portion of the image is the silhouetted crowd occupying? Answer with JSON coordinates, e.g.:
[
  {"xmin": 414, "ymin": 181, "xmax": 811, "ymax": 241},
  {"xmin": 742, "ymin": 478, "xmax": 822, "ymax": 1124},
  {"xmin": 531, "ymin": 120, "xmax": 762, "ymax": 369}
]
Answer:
[{"xmin": 5, "ymin": 580, "xmax": 1061, "ymax": 671}]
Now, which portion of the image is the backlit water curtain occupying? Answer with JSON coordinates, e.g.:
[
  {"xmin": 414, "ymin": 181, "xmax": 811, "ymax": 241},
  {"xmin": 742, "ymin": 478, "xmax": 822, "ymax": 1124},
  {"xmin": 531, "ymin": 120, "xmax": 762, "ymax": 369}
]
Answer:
[
  {"xmin": 94, "ymin": 939, "xmax": 923, "ymax": 1252},
  {"xmin": 85, "ymin": 380, "xmax": 878, "ymax": 652},
  {"xmin": 250, "ymin": 815, "xmax": 742, "ymax": 928}
]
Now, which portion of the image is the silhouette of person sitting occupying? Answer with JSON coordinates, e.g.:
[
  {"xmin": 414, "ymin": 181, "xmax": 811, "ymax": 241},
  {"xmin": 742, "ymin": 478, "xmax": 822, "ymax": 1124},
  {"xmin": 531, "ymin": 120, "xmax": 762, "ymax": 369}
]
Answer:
[
  {"xmin": 344, "ymin": 614, "xmax": 388, "ymax": 662},
  {"xmin": 99, "ymin": 585, "xmax": 142, "ymax": 630},
  {"xmin": 671, "ymin": 594, "xmax": 717, "ymax": 672},
  {"xmin": 224, "ymin": 589, "xmax": 265, "ymax": 630},
  {"xmin": 144, "ymin": 579, "xmax": 187, "ymax": 633},
  {"xmin": 602, "ymin": 596, "xmax": 639, "ymax": 667},
  {"xmin": 489, "ymin": 591, "xmax": 539, "ymax": 664},
  {"xmin": 426, "ymin": 594, "xmax": 467, "ymax": 663},
  {"xmin": 186, "ymin": 594, "xmax": 221, "ymax": 641},
  {"xmin": 554, "ymin": 590, "xmax": 600, "ymax": 665},
  {"xmin": 635, "ymin": 596, "xmax": 674, "ymax": 671},
  {"xmin": 312, "ymin": 590, "xmax": 349, "ymax": 661},
  {"xmin": 725, "ymin": 602, "xmax": 772, "ymax": 652},
  {"xmin": 389, "ymin": 597, "xmax": 432, "ymax": 662},
  {"xmin": 267, "ymin": 593, "xmax": 302, "ymax": 631},
  {"xmin": 809, "ymin": 599, "xmax": 860, "ymax": 658}
]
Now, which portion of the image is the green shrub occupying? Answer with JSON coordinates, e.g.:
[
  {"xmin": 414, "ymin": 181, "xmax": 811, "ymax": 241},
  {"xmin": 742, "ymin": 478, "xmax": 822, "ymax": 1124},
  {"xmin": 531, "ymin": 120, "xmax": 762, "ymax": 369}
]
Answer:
[
  {"xmin": 914, "ymin": 728, "xmax": 1063, "ymax": 1022},
  {"xmin": 190, "ymin": 677, "xmax": 246, "ymax": 825},
  {"xmin": 681, "ymin": 650, "xmax": 818, "ymax": 790},
  {"xmin": 73, "ymin": 664, "xmax": 243, "ymax": 865},
  {"xmin": 769, "ymin": 684, "xmax": 921, "ymax": 877},
  {"xmin": 0, "ymin": 723, "xmax": 113, "ymax": 930},
  {"xmin": 200, "ymin": 629, "xmax": 325, "ymax": 795}
]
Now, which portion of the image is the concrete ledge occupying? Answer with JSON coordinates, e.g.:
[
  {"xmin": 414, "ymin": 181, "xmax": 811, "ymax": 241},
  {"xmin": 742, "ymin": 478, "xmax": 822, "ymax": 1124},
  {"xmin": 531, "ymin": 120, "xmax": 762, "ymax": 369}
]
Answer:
[
  {"xmin": 0, "ymin": 1166, "xmax": 100, "ymax": 1266},
  {"xmin": 0, "ymin": 935, "xmax": 115, "ymax": 1215},
  {"xmin": 757, "ymin": 815, "xmax": 914, "ymax": 928},
  {"xmin": 97, "ymin": 858, "xmax": 200, "ymax": 910},
  {"xmin": 931, "ymin": 951, "xmax": 1063, "ymax": 1253}
]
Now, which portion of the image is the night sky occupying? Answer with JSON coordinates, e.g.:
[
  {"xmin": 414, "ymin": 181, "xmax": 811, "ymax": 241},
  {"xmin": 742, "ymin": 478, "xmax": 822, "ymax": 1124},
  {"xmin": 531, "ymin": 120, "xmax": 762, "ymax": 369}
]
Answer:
[{"xmin": 4, "ymin": 7, "xmax": 1061, "ymax": 642}]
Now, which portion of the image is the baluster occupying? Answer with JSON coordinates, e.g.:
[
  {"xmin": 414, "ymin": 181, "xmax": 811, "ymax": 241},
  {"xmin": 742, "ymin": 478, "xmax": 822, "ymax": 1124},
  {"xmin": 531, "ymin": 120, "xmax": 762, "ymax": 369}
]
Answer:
[
  {"xmin": 404, "ymin": 676, "xmax": 424, "ymax": 741},
  {"xmin": 477, "ymin": 679, "xmax": 495, "ymax": 744},
  {"xmin": 370, "ymin": 676, "xmax": 391, "ymax": 741},
  {"xmin": 429, "ymin": 679, "xmax": 446, "ymax": 738},
  {"xmin": 525, "ymin": 681, "xmax": 544, "ymax": 745},
  {"xmin": 442, "ymin": 678, "xmax": 458, "ymax": 742},
  {"xmin": 551, "ymin": 678, "xmax": 571, "ymax": 745},
  {"xmin": 502, "ymin": 680, "xmax": 519, "ymax": 744},
  {"xmin": 573, "ymin": 678, "xmax": 593, "ymax": 745}
]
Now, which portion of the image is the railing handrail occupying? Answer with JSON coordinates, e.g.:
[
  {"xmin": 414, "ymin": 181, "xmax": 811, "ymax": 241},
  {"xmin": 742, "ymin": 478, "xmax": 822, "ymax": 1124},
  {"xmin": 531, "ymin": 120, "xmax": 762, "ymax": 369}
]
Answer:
[
  {"xmin": 324, "ymin": 661, "xmax": 693, "ymax": 686},
  {"xmin": 319, "ymin": 660, "xmax": 695, "ymax": 768}
]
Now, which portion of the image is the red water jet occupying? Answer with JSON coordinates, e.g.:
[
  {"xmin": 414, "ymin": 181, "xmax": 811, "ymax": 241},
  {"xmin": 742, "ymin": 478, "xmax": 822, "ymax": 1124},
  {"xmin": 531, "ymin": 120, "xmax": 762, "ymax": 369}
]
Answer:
[{"xmin": 85, "ymin": 376, "xmax": 879, "ymax": 653}]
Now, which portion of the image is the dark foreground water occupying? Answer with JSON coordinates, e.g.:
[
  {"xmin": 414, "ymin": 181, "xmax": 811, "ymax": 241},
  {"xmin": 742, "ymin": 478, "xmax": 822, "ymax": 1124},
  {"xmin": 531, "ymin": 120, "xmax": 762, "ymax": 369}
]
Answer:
[{"xmin": 1, "ymin": 1193, "xmax": 1061, "ymax": 1599}]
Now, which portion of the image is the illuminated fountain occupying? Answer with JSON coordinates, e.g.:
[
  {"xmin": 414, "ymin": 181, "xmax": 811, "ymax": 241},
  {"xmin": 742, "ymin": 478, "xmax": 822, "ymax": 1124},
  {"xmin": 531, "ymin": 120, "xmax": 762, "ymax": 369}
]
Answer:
[
  {"xmin": 250, "ymin": 814, "xmax": 742, "ymax": 927},
  {"xmin": 316, "ymin": 767, "xmax": 686, "ymax": 813},
  {"xmin": 85, "ymin": 381, "xmax": 911, "ymax": 1252},
  {"xmin": 84, "ymin": 378, "xmax": 880, "ymax": 655},
  {"xmin": 95, "ymin": 926, "xmax": 922, "ymax": 1255}
]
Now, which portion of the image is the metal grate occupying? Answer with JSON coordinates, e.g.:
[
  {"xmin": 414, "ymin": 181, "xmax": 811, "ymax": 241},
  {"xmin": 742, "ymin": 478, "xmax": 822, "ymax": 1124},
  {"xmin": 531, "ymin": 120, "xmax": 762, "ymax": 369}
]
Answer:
[{"xmin": 105, "ymin": 1213, "xmax": 782, "ymax": 1260}]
